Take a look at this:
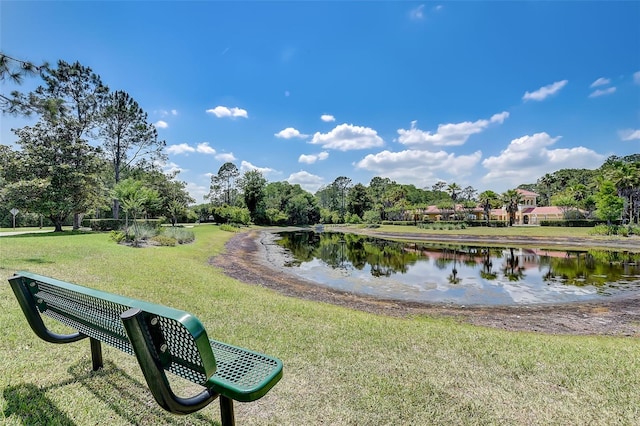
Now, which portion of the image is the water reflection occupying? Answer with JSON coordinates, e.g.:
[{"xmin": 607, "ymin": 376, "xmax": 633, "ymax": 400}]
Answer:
[{"xmin": 275, "ymin": 231, "xmax": 640, "ymax": 305}]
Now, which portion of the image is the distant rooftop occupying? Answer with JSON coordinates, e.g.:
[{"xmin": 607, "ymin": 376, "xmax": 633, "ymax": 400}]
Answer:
[{"xmin": 517, "ymin": 189, "xmax": 539, "ymax": 197}]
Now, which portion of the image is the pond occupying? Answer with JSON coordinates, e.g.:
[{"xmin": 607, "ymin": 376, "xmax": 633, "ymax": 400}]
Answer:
[{"xmin": 274, "ymin": 231, "xmax": 640, "ymax": 306}]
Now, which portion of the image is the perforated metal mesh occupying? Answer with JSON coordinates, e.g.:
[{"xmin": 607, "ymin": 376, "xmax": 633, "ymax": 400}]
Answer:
[
  {"xmin": 32, "ymin": 280, "xmax": 208, "ymax": 384},
  {"xmin": 210, "ymin": 340, "xmax": 281, "ymax": 391},
  {"xmin": 36, "ymin": 281, "xmax": 133, "ymax": 353},
  {"xmin": 158, "ymin": 316, "xmax": 207, "ymax": 383}
]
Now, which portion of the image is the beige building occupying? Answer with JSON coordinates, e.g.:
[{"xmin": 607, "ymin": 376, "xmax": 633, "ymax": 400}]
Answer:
[{"xmin": 415, "ymin": 189, "xmax": 567, "ymax": 225}]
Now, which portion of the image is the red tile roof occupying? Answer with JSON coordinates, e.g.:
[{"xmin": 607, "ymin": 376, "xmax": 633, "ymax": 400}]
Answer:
[{"xmin": 516, "ymin": 189, "xmax": 539, "ymax": 197}]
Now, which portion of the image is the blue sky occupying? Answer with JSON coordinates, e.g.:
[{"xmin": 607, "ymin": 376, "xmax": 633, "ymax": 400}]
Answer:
[{"xmin": 2, "ymin": 1, "xmax": 639, "ymax": 203}]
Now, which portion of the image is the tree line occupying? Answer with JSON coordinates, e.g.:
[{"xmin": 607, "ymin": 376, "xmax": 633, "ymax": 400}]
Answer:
[
  {"xmin": 0, "ymin": 54, "xmax": 193, "ymax": 230},
  {"xmin": 1, "ymin": 53, "xmax": 637, "ymax": 230},
  {"xmin": 195, "ymin": 154, "xmax": 637, "ymax": 227}
]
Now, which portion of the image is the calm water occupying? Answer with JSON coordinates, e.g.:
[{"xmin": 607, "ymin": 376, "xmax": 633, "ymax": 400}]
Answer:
[{"xmin": 274, "ymin": 231, "xmax": 640, "ymax": 305}]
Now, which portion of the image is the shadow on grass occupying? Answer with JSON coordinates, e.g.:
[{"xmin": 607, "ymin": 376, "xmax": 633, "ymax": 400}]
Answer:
[
  {"xmin": 0, "ymin": 231, "xmax": 94, "ymax": 239},
  {"xmin": 18, "ymin": 257, "xmax": 56, "ymax": 265},
  {"xmin": 3, "ymin": 382, "xmax": 76, "ymax": 425},
  {"xmin": 3, "ymin": 359, "xmax": 220, "ymax": 425}
]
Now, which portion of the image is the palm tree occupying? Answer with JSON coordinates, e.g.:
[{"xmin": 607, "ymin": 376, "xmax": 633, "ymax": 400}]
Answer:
[
  {"xmin": 478, "ymin": 190, "xmax": 499, "ymax": 226},
  {"xmin": 447, "ymin": 182, "xmax": 461, "ymax": 220},
  {"xmin": 502, "ymin": 189, "xmax": 522, "ymax": 226},
  {"xmin": 605, "ymin": 161, "xmax": 640, "ymax": 224},
  {"xmin": 537, "ymin": 173, "xmax": 555, "ymax": 206}
]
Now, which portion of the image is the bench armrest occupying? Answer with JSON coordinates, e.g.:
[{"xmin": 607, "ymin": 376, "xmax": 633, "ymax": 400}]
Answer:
[
  {"xmin": 8, "ymin": 274, "xmax": 86, "ymax": 344},
  {"xmin": 120, "ymin": 308, "xmax": 219, "ymax": 414}
]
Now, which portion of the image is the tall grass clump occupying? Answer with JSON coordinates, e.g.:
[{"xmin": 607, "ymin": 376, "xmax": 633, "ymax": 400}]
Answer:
[
  {"xmin": 109, "ymin": 224, "xmax": 195, "ymax": 247},
  {"xmin": 161, "ymin": 226, "xmax": 195, "ymax": 244},
  {"xmin": 589, "ymin": 224, "xmax": 639, "ymax": 236},
  {"xmin": 219, "ymin": 223, "xmax": 240, "ymax": 232}
]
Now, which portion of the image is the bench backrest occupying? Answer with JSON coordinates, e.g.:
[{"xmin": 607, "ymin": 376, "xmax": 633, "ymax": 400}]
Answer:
[{"xmin": 9, "ymin": 271, "xmax": 217, "ymax": 385}]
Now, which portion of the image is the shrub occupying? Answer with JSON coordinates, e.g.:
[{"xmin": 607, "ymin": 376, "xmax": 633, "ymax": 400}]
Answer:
[
  {"xmin": 589, "ymin": 224, "xmax": 617, "ymax": 236},
  {"xmin": 85, "ymin": 218, "xmax": 163, "ymax": 231},
  {"xmin": 588, "ymin": 224, "xmax": 639, "ymax": 237},
  {"xmin": 362, "ymin": 210, "xmax": 381, "ymax": 224},
  {"xmin": 127, "ymin": 223, "xmax": 158, "ymax": 240},
  {"xmin": 345, "ymin": 213, "xmax": 362, "ymax": 224},
  {"xmin": 462, "ymin": 220, "xmax": 508, "ymax": 227},
  {"xmin": 418, "ymin": 221, "xmax": 469, "ymax": 230},
  {"xmin": 86, "ymin": 219, "xmax": 125, "ymax": 231},
  {"xmin": 161, "ymin": 227, "xmax": 195, "ymax": 244},
  {"xmin": 220, "ymin": 224, "xmax": 240, "ymax": 232},
  {"xmin": 541, "ymin": 219, "xmax": 610, "ymax": 227},
  {"xmin": 151, "ymin": 235, "xmax": 177, "ymax": 246},
  {"xmin": 109, "ymin": 230, "xmax": 126, "ymax": 243}
]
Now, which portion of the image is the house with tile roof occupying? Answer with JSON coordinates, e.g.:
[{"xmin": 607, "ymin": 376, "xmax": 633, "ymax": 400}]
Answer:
[{"xmin": 415, "ymin": 189, "xmax": 567, "ymax": 225}]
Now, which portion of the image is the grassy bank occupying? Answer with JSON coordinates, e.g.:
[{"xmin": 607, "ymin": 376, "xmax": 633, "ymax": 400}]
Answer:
[
  {"xmin": 342, "ymin": 224, "xmax": 597, "ymax": 238},
  {"xmin": 326, "ymin": 224, "xmax": 640, "ymax": 251},
  {"xmin": 1, "ymin": 225, "xmax": 638, "ymax": 425}
]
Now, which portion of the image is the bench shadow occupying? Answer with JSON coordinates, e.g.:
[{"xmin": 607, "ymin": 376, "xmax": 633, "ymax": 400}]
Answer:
[
  {"xmin": 67, "ymin": 359, "xmax": 220, "ymax": 425},
  {"xmin": 3, "ymin": 359, "xmax": 220, "ymax": 426},
  {"xmin": 3, "ymin": 381, "xmax": 76, "ymax": 425}
]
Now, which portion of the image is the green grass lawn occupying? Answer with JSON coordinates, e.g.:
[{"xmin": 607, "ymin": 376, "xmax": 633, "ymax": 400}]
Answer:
[
  {"xmin": 1, "ymin": 225, "xmax": 639, "ymax": 425},
  {"xmin": 346, "ymin": 223, "xmax": 598, "ymax": 238},
  {"xmin": 0, "ymin": 226, "xmax": 58, "ymax": 233}
]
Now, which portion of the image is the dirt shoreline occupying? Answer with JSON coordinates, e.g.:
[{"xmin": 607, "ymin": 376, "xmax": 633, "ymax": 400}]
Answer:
[{"xmin": 211, "ymin": 229, "xmax": 640, "ymax": 337}]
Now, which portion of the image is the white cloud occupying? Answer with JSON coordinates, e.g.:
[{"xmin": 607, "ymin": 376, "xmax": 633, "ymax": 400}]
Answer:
[
  {"xmin": 522, "ymin": 80, "xmax": 568, "ymax": 101},
  {"xmin": 161, "ymin": 161, "xmax": 185, "ymax": 174},
  {"xmin": 590, "ymin": 77, "xmax": 610, "ymax": 88},
  {"xmin": 184, "ymin": 181, "xmax": 208, "ymax": 203},
  {"xmin": 298, "ymin": 151, "xmax": 329, "ymax": 164},
  {"xmin": 310, "ymin": 123, "xmax": 384, "ymax": 151},
  {"xmin": 240, "ymin": 160, "xmax": 276, "ymax": 176},
  {"xmin": 410, "ymin": 4, "xmax": 425, "ymax": 20},
  {"xmin": 167, "ymin": 142, "xmax": 217, "ymax": 155},
  {"xmin": 167, "ymin": 143, "xmax": 196, "ymax": 155},
  {"xmin": 634, "ymin": 71, "xmax": 640, "ymax": 85},
  {"xmin": 275, "ymin": 127, "xmax": 308, "ymax": 139},
  {"xmin": 287, "ymin": 171, "xmax": 325, "ymax": 193},
  {"xmin": 206, "ymin": 106, "xmax": 248, "ymax": 118},
  {"xmin": 196, "ymin": 142, "xmax": 216, "ymax": 155},
  {"xmin": 157, "ymin": 109, "xmax": 178, "ymax": 117},
  {"xmin": 481, "ymin": 132, "xmax": 605, "ymax": 185},
  {"xmin": 355, "ymin": 149, "xmax": 482, "ymax": 188},
  {"xmin": 397, "ymin": 111, "xmax": 509, "ymax": 147},
  {"xmin": 589, "ymin": 87, "xmax": 616, "ymax": 98},
  {"xmin": 619, "ymin": 129, "xmax": 640, "ymax": 141},
  {"xmin": 154, "ymin": 120, "xmax": 168, "ymax": 129},
  {"xmin": 489, "ymin": 111, "xmax": 510, "ymax": 124},
  {"xmin": 215, "ymin": 152, "xmax": 236, "ymax": 162},
  {"xmin": 320, "ymin": 114, "xmax": 335, "ymax": 122}
]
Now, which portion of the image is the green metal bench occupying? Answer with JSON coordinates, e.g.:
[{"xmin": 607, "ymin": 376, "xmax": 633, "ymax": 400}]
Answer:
[{"xmin": 8, "ymin": 271, "xmax": 283, "ymax": 425}]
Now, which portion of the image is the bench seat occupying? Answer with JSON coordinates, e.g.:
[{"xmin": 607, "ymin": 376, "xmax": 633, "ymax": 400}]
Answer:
[{"xmin": 8, "ymin": 271, "xmax": 283, "ymax": 425}]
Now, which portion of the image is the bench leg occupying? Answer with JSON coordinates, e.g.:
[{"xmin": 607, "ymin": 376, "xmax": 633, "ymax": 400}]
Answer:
[
  {"xmin": 90, "ymin": 338, "xmax": 103, "ymax": 370},
  {"xmin": 220, "ymin": 396, "xmax": 235, "ymax": 426}
]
